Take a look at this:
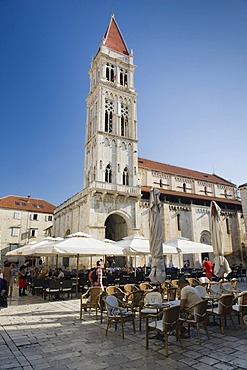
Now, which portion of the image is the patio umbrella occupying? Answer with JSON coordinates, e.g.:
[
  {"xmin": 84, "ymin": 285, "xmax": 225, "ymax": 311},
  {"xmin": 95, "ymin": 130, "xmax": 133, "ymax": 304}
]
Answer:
[
  {"xmin": 210, "ymin": 201, "xmax": 231, "ymax": 278},
  {"xmin": 149, "ymin": 188, "xmax": 166, "ymax": 284},
  {"xmin": 6, "ymin": 237, "xmax": 64, "ymax": 256}
]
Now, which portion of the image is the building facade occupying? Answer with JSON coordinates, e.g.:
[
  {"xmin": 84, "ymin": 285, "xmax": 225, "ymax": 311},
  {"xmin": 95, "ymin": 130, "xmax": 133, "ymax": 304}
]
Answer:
[
  {"xmin": 0, "ymin": 195, "xmax": 55, "ymax": 259},
  {"xmin": 54, "ymin": 16, "xmax": 246, "ymax": 266}
]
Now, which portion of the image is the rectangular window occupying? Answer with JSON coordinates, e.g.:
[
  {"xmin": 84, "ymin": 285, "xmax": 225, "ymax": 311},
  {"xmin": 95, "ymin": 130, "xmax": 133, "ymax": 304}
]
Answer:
[
  {"xmin": 11, "ymin": 228, "xmax": 20, "ymax": 237},
  {"xmin": 226, "ymin": 218, "xmax": 230, "ymax": 234},
  {"xmin": 14, "ymin": 211, "xmax": 21, "ymax": 219},
  {"xmin": 30, "ymin": 229, "xmax": 37, "ymax": 238},
  {"xmin": 45, "ymin": 215, "xmax": 53, "ymax": 222},
  {"xmin": 30, "ymin": 213, "xmax": 38, "ymax": 221}
]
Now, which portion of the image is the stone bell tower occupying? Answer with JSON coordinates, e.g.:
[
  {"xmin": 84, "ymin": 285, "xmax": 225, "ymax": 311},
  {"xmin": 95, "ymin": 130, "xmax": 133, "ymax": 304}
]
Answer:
[
  {"xmin": 82, "ymin": 15, "xmax": 141, "ymax": 240},
  {"xmin": 84, "ymin": 15, "xmax": 139, "ymax": 193}
]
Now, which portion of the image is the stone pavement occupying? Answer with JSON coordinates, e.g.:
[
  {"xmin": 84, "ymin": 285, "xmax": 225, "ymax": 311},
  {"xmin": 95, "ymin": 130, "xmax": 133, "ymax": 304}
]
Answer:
[{"xmin": 0, "ymin": 283, "xmax": 247, "ymax": 370}]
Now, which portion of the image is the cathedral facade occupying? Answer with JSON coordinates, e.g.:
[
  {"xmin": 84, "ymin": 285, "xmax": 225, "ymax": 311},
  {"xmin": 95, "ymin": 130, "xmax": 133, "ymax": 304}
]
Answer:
[{"xmin": 54, "ymin": 16, "xmax": 246, "ymax": 266}]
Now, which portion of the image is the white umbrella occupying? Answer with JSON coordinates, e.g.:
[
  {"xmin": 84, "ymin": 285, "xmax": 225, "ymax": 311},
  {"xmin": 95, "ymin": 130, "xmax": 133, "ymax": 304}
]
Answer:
[
  {"xmin": 116, "ymin": 234, "xmax": 150, "ymax": 255},
  {"xmin": 6, "ymin": 237, "xmax": 64, "ymax": 256},
  {"xmin": 164, "ymin": 237, "xmax": 213, "ymax": 254},
  {"xmin": 210, "ymin": 201, "xmax": 231, "ymax": 278},
  {"xmin": 149, "ymin": 188, "xmax": 166, "ymax": 284}
]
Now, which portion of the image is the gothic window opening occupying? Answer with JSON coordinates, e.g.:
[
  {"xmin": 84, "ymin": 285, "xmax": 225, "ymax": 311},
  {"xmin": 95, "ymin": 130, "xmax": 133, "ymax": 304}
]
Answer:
[
  {"xmin": 120, "ymin": 69, "xmax": 128, "ymax": 86},
  {"xmin": 123, "ymin": 167, "xmax": 129, "ymax": 185},
  {"xmin": 177, "ymin": 214, "xmax": 181, "ymax": 231},
  {"xmin": 106, "ymin": 63, "xmax": 115, "ymax": 82},
  {"xmin": 160, "ymin": 179, "xmax": 163, "ymax": 188},
  {"xmin": 204, "ymin": 186, "xmax": 207, "ymax": 195},
  {"xmin": 105, "ymin": 164, "xmax": 112, "ymax": 183},
  {"xmin": 226, "ymin": 218, "xmax": 230, "ymax": 234},
  {"xmin": 105, "ymin": 99, "xmax": 113, "ymax": 133},
  {"xmin": 183, "ymin": 183, "xmax": 187, "ymax": 192},
  {"xmin": 120, "ymin": 104, "xmax": 129, "ymax": 137}
]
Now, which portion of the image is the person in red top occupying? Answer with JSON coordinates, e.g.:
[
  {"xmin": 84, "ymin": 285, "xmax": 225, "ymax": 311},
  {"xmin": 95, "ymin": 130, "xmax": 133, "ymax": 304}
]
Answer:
[{"xmin": 202, "ymin": 257, "xmax": 213, "ymax": 280}]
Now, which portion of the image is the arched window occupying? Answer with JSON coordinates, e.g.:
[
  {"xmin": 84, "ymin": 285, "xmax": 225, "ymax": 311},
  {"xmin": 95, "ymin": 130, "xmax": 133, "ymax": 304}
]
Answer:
[
  {"xmin": 120, "ymin": 104, "xmax": 129, "ymax": 136},
  {"xmin": 123, "ymin": 167, "xmax": 129, "ymax": 185},
  {"xmin": 204, "ymin": 186, "xmax": 207, "ymax": 195},
  {"xmin": 120, "ymin": 69, "xmax": 128, "ymax": 86},
  {"xmin": 106, "ymin": 63, "xmax": 115, "ymax": 82},
  {"xmin": 105, "ymin": 164, "xmax": 112, "ymax": 183},
  {"xmin": 183, "ymin": 183, "xmax": 186, "ymax": 192},
  {"xmin": 105, "ymin": 99, "xmax": 113, "ymax": 133}
]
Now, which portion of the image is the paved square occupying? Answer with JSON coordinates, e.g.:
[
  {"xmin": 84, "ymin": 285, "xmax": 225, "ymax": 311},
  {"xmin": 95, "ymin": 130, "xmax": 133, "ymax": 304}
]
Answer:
[{"xmin": 0, "ymin": 283, "xmax": 246, "ymax": 370}]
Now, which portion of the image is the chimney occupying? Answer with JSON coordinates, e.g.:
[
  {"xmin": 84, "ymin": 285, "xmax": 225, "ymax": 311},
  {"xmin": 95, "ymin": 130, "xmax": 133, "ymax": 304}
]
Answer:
[{"xmin": 27, "ymin": 195, "xmax": 31, "ymax": 203}]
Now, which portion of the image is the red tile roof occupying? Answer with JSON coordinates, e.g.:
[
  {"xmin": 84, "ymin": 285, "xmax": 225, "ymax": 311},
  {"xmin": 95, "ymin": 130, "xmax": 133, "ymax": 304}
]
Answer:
[
  {"xmin": 141, "ymin": 186, "xmax": 241, "ymax": 206},
  {"xmin": 104, "ymin": 16, "xmax": 129, "ymax": 55},
  {"xmin": 138, "ymin": 157, "xmax": 234, "ymax": 186},
  {"xmin": 0, "ymin": 195, "xmax": 56, "ymax": 213}
]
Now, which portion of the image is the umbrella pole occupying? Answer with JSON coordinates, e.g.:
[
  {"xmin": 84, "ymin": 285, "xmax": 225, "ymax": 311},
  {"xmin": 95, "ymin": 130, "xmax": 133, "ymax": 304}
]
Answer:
[
  {"xmin": 134, "ymin": 255, "xmax": 137, "ymax": 277},
  {"xmin": 76, "ymin": 254, "xmax": 79, "ymax": 296},
  {"xmin": 56, "ymin": 255, "xmax": 58, "ymax": 268}
]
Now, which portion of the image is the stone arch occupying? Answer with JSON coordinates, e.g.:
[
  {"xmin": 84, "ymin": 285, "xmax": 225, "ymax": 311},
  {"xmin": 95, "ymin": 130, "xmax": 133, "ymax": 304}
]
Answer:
[
  {"xmin": 104, "ymin": 211, "xmax": 130, "ymax": 241},
  {"xmin": 200, "ymin": 230, "xmax": 211, "ymax": 245}
]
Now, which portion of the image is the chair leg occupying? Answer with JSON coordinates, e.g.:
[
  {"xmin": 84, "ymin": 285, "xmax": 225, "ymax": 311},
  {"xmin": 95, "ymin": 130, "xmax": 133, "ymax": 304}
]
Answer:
[
  {"xmin": 220, "ymin": 316, "xmax": 224, "ymax": 334},
  {"xmin": 105, "ymin": 319, "xmax": 110, "ymax": 336},
  {"xmin": 145, "ymin": 320, "xmax": 149, "ymax": 349},
  {"xmin": 121, "ymin": 319, "xmax": 124, "ymax": 339},
  {"xmin": 80, "ymin": 302, "xmax": 82, "ymax": 320},
  {"xmin": 196, "ymin": 323, "xmax": 201, "ymax": 345},
  {"xmin": 164, "ymin": 333, "xmax": 169, "ymax": 357},
  {"xmin": 203, "ymin": 320, "xmax": 210, "ymax": 339},
  {"xmin": 132, "ymin": 315, "xmax": 136, "ymax": 333}
]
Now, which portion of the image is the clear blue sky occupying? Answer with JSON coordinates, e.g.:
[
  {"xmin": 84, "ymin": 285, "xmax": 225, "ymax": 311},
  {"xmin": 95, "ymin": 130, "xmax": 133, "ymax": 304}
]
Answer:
[{"xmin": 1, "ymin": 0, "xmax": 246, "ymax": 206}]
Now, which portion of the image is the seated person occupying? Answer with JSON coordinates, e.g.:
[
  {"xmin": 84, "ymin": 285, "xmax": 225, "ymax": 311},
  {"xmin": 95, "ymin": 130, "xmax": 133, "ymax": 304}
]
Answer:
[
  {"xmin": 56, "ymin": 268, "xmax": 64, "ymax": 279},
  {"xmin": 178, "ymin": 278, "xmax": 201, "ymax": 321}
]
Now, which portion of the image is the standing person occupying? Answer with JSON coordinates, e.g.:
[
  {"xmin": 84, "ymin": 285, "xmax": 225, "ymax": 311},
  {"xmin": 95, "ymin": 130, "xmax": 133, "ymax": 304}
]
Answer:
[
  {"xmin": 202, "ymin": 257, "xmax": 213, "ymax": 280},
  {"xmin": 18, "ymin": 261, "xmax": 29, "ymax": 296},
  {"xmin": 0, "ymin": 269, "xmax": 8, "ymax": 308},
  {"xmin": 3, "ymin": 261, "xmax": 11, "ymax": 296},
  {"xmin": 9, "ymin": 263, "xmax": 17, "ymax": 298},
  {"xmin": 94, "ymin": 260, "xmax": 104, "ymax": 290}
]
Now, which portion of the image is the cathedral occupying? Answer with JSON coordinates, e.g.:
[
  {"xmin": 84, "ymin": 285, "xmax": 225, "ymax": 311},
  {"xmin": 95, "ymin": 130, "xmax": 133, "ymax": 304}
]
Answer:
[{"xmin": 54, "ymin": 16, "xmax": 246, "ymax": 266}]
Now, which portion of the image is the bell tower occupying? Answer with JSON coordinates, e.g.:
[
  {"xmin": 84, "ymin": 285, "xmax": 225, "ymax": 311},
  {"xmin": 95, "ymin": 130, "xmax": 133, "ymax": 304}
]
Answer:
[{"xmin": 84, "ymin": 15, "xmax": 139, "ymax": 197}]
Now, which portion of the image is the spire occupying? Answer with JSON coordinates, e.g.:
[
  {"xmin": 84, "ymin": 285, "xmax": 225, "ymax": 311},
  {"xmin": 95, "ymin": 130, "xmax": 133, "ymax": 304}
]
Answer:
[{"xmin": 103, "ymin": 15, "xmax": 129, "ymax": 55}]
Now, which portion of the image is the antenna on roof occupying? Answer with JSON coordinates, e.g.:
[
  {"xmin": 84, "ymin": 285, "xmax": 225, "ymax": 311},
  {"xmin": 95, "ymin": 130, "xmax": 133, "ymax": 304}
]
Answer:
[{"xmin": 212, "ymin": 165, "xmax": 215, "ymax": 174}]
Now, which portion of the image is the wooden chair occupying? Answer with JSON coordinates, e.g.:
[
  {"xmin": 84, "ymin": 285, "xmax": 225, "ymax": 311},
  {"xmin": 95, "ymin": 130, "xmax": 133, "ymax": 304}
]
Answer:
[
  {"xmin": 80, "ymin": 286, "xmax": 102, "ymax": 320},
  {"xmin": 139, "ymin": 282, "xmax": 154, "ymax": 292},
  {"xmin": 106, "ymin": 285, "xmax": 124, "ymax": 295},
  {"xmin": 232, "ymin": 290, "xmax": 247, "ymax": 324},
  {"xmin": 139, "ymin": 291, "xmax": 163, "ymax": 331},
  {"xmin": 188, "ymin": 278, "xmax": 199, "ymax": 287},
  {"xmin": 104, "ymin": 295, "xmax": 135, "ymax": 339},
  {"xmin": 125, "ymin": 289, "xmax": 145, "ymax": 317},
  {"xmin": 124, "ymin": 284, "xmax": 138, "ymax": 296},
  {"xmin": 207, "ymin": 293, "xmax": 235, "ymax": 334},
  {"xmin": 179, "ymin": 300, "xmax": 210, "ymax": 344},
  {"xmin": 145, "ymin": 305, "xmax": 183, "ymax": 356}
]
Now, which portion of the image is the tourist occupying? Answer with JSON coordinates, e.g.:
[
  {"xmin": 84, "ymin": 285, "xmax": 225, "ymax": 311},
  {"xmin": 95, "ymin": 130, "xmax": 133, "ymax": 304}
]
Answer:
[
  {"xmin": 94, "ymin": 260, "xmax": 104, "ymax": 290},
  {"xmin": 18, "ymin": 261, "xmax": 29, "ymax": 296},
  {"xmin": 0, "ymin": 269, "xmax": 8, "ymax": 308},
  {"xmin": 177, "ymin": 279, "xmax": 201, "ymax": 337},
  {"xmin": 3, "ymin": 261, "xmax": 11, "ymax": 296},
  {"xmin": 9, "ymin": 263, "xmax": 17, "ymax": 298},
  {"xmin": 202, "ymin": 257, "xmax": 213, "ymax": 280}
]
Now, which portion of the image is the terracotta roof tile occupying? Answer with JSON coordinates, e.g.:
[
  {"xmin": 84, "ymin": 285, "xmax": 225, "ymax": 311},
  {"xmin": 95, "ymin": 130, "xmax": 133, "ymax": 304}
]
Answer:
[
  {"xmin": 138, "ymin": 157, "xmax": 234, "ymax": 186},
  {"xmin": 104, "ymin": 16, "xmax": 129, "ymax": 55},
  {"xmin": 141, "ymin": 186, "xmax": 241, "ymax": 206},
  {"xmin": 0, "ymin": 195, "xmax": 56, "ymax": 214}
]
